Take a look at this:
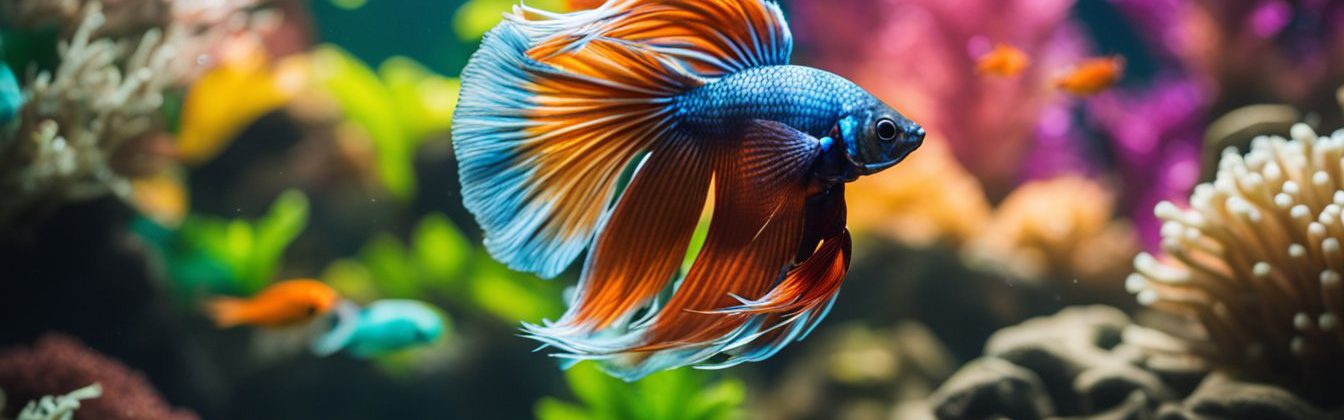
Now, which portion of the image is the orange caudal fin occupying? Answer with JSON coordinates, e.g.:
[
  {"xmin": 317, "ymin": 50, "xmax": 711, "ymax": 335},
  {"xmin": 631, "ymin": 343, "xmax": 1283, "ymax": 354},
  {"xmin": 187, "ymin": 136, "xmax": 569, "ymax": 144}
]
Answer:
[
  {"xmin": 206, "ymin": 297, "xmax": 252, "ymax": 328},
  {"xmin": 453, "ymin": 0, "xmax": 793, "ymax": 280}
]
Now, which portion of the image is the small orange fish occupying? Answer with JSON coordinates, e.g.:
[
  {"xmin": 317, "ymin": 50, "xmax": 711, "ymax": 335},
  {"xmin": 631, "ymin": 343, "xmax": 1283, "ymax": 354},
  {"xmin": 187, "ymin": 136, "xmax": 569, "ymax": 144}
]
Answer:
[
  {"xmin": 1056, "ymin": 56, "xmax": 1124, "ymax": 96},
  {"xmin": 207, "ymin": 279, "xmax": 340, "ymax": 328},
  {"xmin": 976, "ymin": 44, "xmax": 1030, "ymax": 77}
]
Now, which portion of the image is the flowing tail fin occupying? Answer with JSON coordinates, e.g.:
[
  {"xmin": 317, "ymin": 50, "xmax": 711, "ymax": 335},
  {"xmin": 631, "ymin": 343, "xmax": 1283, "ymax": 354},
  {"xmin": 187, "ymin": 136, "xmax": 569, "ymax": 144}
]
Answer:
[
  {"xmin": 206, "ymin": 297, "xmax": 252, "ymax": 328},
  {"xmin": 453, "ymin": 3, "xmax": 708, "ymax": 279}
]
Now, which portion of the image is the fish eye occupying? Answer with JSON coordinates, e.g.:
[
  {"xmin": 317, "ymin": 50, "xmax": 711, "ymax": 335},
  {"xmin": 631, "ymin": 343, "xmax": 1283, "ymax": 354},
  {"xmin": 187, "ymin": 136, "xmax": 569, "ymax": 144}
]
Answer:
[{"xmin": 876, "ymin": 118, "xmax": 898, "ymax": 141}]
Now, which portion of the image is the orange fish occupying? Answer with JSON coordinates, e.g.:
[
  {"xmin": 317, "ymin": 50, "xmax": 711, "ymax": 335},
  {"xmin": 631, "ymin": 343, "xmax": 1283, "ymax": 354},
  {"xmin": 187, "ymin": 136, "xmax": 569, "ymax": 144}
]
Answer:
[
  {"xmin": 207, "ymin": 279, "xmax": 340, "ymax": 328},
  {"xmin": 1056, "ymin": 56, "xmax": 1124, "ymax": 96},
  {"xmin": 976, "ymin": 44, "xmax": 1030, "ymax": 77}
]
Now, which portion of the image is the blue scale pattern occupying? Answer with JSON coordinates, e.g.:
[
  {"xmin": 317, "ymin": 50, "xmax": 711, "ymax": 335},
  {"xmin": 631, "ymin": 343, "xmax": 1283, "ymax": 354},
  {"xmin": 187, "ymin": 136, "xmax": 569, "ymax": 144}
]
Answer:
[{"xmin": 675, "ymin": 65, "xmax": 877, "ymax": 140}]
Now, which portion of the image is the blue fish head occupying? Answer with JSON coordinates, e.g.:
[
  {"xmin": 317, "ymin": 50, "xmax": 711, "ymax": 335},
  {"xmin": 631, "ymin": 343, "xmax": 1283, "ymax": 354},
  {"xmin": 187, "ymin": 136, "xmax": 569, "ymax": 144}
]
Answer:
[{"xmin": 834, "ymin": 100, "xmax": 924, "ymax": 176}]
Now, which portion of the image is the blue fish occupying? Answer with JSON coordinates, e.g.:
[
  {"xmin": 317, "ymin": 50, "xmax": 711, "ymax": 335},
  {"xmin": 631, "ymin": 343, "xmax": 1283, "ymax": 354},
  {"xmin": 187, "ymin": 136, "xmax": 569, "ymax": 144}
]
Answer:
[
  {"xmin": 312, "ymin": 300, "xmax": 446, "ymax": 358},
  {"xmin": 452, "ymin": 0, "xmax": 923, "ymax": 379},
  {"xmin": 1, "ymin": 64, "xmax": 22, "ymax": 126}
]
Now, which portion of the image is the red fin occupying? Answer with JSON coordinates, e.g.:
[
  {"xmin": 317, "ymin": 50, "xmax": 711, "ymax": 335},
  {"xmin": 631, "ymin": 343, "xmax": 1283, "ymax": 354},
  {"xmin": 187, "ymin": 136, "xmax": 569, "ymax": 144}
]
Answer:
[
  {"xmin": 563, "ymin": 138, "xmax": 714, "ymax": 330},
  {"xmin": 636, "ymin": 120, "xmax": 821, "ymax": 350},
  {"xmin": 731, "ymin": 228, "xmax": 850, "ymax": 316}
]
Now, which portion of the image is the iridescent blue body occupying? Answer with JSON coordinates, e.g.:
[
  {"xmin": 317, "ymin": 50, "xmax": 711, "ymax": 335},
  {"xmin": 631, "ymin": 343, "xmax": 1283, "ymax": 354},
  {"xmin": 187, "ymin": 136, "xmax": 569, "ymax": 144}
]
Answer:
[
  {"xmin": 676, "ymin": 65, "xmax": 872, "ymax": 140},
  {"xmin": 676, "ymin": 65, "xmax": 921, "ymax": 182}
]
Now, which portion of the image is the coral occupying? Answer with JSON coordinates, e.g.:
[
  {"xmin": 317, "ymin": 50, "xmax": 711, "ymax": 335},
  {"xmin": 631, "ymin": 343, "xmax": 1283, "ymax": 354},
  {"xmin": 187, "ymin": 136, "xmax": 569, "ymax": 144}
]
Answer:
[
  {"xmin": 1087, "ymin": 76, "xmax": 1208, "ymax": 251},
  {"xmin": 789, "ymin": 0, "xmax": 1090, "ymax": 196},
  {"xmin": 10, "ymin": 383, "xmax": 102, "ymax": 420},
  {"xmin": 0, "ymin": 0, "xmax": 261, "ymax": 234},
  {"xmin": 964, "ymin": 176, "xmax": 1139, "ymax": 287},
  {"xmin": 1126, "ymin": 123, "xmax": 1344, "ymax": 404},
  {"xmin": 845, "ymin": 138, "xmax": 991, "ymax": 248},
  {"xmin": 927, "ymin": 306, "xmax": 1344, "ymax": 419},
  {"xmin": 1113, "ymin": 0, "xmax": 1344, "ymax": 117},
  {"xmin": 0, "ymin": 333, "xmax": 197, "ymax": 420}
]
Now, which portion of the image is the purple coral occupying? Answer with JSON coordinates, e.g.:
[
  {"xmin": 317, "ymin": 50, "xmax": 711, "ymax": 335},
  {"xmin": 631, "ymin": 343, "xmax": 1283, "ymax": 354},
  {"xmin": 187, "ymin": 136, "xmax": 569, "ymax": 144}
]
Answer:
[{"xmin": 1087, "ymin": 76, "xmax": 1207, "ymax": 249}]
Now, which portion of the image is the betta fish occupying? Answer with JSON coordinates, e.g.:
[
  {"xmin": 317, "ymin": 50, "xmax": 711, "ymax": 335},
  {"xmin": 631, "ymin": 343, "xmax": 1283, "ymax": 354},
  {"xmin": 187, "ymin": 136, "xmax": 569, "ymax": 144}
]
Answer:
[
  {"xmin": 206, "ymin": 279, "xmax": 340, "ymax": 328},
  {"xmin": 976, "ymin": 44, "xmax": 1030, "ymax": 77},
  {"xmin": 452, "ymin": 0, "xmax": 923, "ymax": 379},
  {"xmin": 311, "ymin": 300, "xmax": 446, "ymax": 358},
  {"xmin": 1056, "ymin": 56, "xmax": 1124, "ymax": 96}
]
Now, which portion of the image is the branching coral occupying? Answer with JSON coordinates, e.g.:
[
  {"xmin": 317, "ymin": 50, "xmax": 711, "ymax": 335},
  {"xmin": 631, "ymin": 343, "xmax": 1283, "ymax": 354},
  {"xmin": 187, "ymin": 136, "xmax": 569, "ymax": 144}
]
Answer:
[
  {"xmin": 10, "ymin": 383, "xmax": 102, "ymax": 420},
  {"xmin": 964, "ymin": 176, "xmax": 1139, "ymax": 287},
  {"xmin": 1127, "ymin": 123, "xmax": 1344, "ymax": 404},
  {"xmin": 0, "ymin": 334, "xmax": 196, "ymax": 420},
  {"xmin": 0, "ymin": 0, "xmax": 260, "ymax": 234}
]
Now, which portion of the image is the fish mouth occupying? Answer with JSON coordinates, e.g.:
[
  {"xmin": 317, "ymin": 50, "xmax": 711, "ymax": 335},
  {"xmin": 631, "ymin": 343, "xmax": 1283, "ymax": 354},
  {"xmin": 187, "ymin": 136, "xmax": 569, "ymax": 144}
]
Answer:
[{"xmin": 859, "ymin": 157, "xmax": 903, "ymax": 174}]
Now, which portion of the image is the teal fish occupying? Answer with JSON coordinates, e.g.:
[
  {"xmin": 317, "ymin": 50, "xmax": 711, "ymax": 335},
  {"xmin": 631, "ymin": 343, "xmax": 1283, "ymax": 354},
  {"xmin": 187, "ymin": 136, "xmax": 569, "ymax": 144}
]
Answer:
[
  {"xmin": 312, "ymin": 300, "xmax": 446, "ymax": 358},
  {"xmin": 1, "ymin": 64, "xmax": 22, "ymax": 126}
]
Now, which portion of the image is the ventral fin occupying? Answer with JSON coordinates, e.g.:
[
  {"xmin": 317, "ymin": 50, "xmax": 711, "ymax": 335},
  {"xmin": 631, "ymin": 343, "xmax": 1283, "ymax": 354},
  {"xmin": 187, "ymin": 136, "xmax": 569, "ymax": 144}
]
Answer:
[{"xmin": 638, "ymin": 120, "xmax": 821, "ymax": 350}]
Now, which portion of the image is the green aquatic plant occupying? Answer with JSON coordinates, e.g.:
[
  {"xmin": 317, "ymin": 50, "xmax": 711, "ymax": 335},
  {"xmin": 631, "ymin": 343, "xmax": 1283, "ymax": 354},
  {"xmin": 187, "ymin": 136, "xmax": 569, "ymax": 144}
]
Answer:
[
  {"xmin": 451, "ymin": 0, "xmax": 567, "ymax": 41},
  {"xmin": 174, "ymin": 190, "xmax": 310, "ymax": 294},
  {"xmin": 536, "ymin": 362, "xmax": 745, "ymax": 420},
  {"xmin": 310, "ymin": 46, "xmax": 458, "ymax": 201},
  {"xmin": 323, "ymin": 213, "xmax": 563, "ymax": 324}
]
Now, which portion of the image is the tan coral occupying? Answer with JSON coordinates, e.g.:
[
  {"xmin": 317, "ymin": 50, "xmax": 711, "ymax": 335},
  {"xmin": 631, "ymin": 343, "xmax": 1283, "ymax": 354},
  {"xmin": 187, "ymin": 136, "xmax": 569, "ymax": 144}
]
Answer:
[
  {"xmin": 0, "ymin": 0, "xmax": 261, "ymax": 232},
  {"xmin": 1127, "ymin": 123, "xmax": 1344, "ymax": 401},
  {"xmin": 846, "ymin": 137, "xmax": 991, "ymax": 248},
  {"xmin": 964, "ymin": 175, "xmax": 1139, "ymax": 286}
]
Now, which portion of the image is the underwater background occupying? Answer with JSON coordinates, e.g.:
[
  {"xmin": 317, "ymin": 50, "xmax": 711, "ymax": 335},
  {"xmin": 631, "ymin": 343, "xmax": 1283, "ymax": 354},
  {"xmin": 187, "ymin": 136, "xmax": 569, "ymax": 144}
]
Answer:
[{"xmin": 1, "ymin": 0, "xmax": 1343, "ymax": 419}]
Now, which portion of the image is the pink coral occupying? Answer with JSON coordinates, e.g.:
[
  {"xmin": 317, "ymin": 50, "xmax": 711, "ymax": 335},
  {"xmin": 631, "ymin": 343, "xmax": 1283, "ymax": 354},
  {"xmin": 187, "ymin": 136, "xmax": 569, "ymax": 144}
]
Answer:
[{"xmin": 791, "ymin": 0, "xmax": 1090, "ymax": 196}]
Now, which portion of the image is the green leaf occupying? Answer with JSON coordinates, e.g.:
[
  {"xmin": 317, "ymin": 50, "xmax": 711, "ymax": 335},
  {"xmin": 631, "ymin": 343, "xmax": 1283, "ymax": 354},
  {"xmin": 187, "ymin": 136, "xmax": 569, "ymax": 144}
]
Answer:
[
  {"xmin": 379, "ymin": 58, "xmax": 457, "ymax": 140},
  {"xmin": 468, "ymin": 255, "xmax": 563, "ymax": 323},
  {"xmin": 222, "ymin": 219, "xmax": 255, "ymax": 283},
  {"xmin": 451, "ymin": 0, "xmax": 568, "ymax": 41},
  {"xmin": 312, "ymin": 46, "xmax": 415, "ymax": 200},
  {"xmin": 688, "ymin": 380, "xmax": 745, "ymax": 420},
  {"xmin": 322, "ymin": 258, "xmax": 380, "ymax": 303},
  {"xmin": 412, "ymin": 213, "xmax": 471, "ymax": 291},
  {"xmin": 681, "ymin": 214, "xmax": 712, "ymax": 274},
  {"xmin": 360, "ymin": 233, "xmax": 417, "ymax": 298},
  {"xmin": 249, "ymin": 189, "xmax": 309, "ymax": 292},
  {"xmin": 541, "ymin": 362, "xmax": 745, "ymax": 420},
  {"xmin": 536, "ymin": 399, "xmax": 591, "ymax": 420}
]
